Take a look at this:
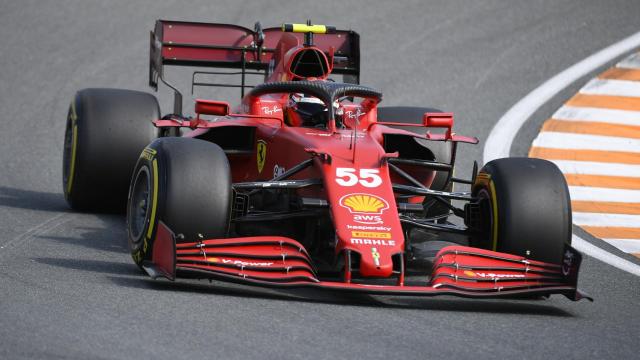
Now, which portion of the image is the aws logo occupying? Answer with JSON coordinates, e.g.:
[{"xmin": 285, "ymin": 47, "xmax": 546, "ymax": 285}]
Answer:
[{"xmin": 352, "ymin": 214, "xmax": 383, "ymax": 224}]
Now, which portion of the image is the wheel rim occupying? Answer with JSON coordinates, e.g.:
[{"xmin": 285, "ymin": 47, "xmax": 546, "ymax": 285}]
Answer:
[{"xmin": 128, "ymin": 166, "xmax": 151, "ymax": 244}]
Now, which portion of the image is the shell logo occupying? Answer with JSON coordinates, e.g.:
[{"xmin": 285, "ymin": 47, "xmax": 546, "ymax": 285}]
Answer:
[{"xmin": 339, "ymin": 193, "xmax": 389, "ymax": 214}]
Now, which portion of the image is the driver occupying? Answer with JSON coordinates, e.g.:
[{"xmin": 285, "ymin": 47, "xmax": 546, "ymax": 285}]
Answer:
[
  {"xmin": 284, "ymin": 93, "xmax": 329, "ymax": 128},
  {"xmin": 284, "ymin": 93, "xmax": 338, "ymax": 128}
]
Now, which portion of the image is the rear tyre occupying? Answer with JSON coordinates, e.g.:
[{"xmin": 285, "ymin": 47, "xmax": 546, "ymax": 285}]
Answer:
[
  {"xmin": 62, "ymin": 88, "xmax": 159, "ymax": 212},
  {"xmin": 471, "ymin": 157, "xmax": 572, "ymax": 264},
  {"xmin": 127, "ymin": 137, "xmax": 232, "ymax": 266}
]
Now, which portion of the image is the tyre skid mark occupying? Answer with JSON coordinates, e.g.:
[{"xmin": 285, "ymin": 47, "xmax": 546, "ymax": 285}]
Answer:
[
  {"xmin": 0, "ymin": 213, "xmax": 71, "ymax": 255},
  {"xmin": 553, "ymin": 105, "xmax": 640, "ymax": 126},
  {"xmin": 581, "ymin": 78, "xmax": 640, "ymax": 98}
]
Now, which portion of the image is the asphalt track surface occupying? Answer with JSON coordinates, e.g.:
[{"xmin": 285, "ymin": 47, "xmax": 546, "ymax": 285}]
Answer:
[{"xmin": 1, "ymin": 1, "xmax": 639, "ymax": 359}]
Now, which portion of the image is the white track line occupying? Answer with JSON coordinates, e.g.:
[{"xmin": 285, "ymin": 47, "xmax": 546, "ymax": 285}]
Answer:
[
  {"xmin": 532, "ymin": 132, "xmax": 640, "ymax": 153},
  {"xmin": 580, "ymin": 78, "xmax": 640, "ymax": 98},
  {"xmin": 572, "ymin": 235, "xmax": 640, "ymax": 276},
  {"xmin": 551, "ymin": 160, "xmax": 640, "ymax": 177},
  {"xmin": 569, "ymin": 186, "xmax": 640, "ymax": 202},
  {"xmin": 617, "ymin": 53, "xmax": 640, "ymax": 69},
  {"xmin": 573, "ymin": 212, "xmax": 640, "ymax": 227},
  {"xmin": 603, "ymin": 239, "xmax": 640, "ymax": 253},
  {"xmin": 485, "ymin": 30, "xmax": 640, "ymax": 276},
  {"xmin": 553, "ymin": 106, "xmax": 640, "ymax": 126}
]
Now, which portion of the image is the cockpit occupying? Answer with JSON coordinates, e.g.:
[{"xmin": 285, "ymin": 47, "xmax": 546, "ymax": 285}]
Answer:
[{"xmin": 249, "ymin": 80, "xmax": 382, "ymax": 131}]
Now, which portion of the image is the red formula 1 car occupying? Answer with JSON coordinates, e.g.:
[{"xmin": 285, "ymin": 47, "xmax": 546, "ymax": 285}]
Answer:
[{"xmin": 62, "ymin": 20, "xmax": 590, "ymax": 301}]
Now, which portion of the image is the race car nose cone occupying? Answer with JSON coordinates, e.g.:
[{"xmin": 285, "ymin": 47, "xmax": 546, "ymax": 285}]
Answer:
[{"xmin": 359, "ymin": 248, "xmax": 394, "ymax": 277}]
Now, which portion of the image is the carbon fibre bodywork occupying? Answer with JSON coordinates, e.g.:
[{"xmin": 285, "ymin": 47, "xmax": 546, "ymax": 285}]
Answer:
[{"xmin": 137, "ymin": 20, "xmax": 590, "ymax": 302}]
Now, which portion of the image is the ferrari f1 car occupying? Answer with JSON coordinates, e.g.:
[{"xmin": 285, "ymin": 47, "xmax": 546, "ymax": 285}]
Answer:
[{"xmin": 62, "ymin": 20, "xmax": 590, "ymax": 301}]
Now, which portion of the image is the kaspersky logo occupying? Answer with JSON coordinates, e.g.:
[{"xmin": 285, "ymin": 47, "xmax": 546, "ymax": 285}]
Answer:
[{"xmin": 339, "ymin": 193, "xmax": 389, "ymax": 214}]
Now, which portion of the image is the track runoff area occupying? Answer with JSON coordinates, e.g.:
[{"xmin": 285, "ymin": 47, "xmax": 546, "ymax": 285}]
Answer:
[
  {"xmin": 530, "ymin": 52, "xmax": 640, "ymax": 260},
  {"xmin": 485, "ymin": 31, "xmax": 640, "ymax": 276}
]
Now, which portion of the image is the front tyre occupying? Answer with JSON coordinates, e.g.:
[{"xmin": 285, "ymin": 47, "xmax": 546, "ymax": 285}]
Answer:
[
  {"xmin": 127, "ymin": 137, "xmax": 232, "ymax": 266},
  {"xmin": 471, "ymin": 157, "xmax": 572, "ymax": 264}
]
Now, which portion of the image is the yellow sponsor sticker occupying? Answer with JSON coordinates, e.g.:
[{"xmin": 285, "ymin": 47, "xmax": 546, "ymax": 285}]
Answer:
[
  {"xmin": 339, "ymin": 193, "xmax": 389, "ymax": 214},
  {"xmin": 351, "ymin": 231, "xmax": 391, "ymax": 239}
]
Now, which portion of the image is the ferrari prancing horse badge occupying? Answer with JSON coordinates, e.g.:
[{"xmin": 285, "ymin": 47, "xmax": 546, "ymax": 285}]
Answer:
[{"xmin": 257, "ymin": 140, "xmax": 267, "ymax": 173}]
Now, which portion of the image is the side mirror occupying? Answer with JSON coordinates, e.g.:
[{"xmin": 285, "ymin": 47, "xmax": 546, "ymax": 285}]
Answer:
[
  {"xmin": 195, "ymin": 99, "xmax": 230, "ymax": 117},
  {"xmin": 423, "ymin": 112, "xmax": 454, "ymax": 140}
]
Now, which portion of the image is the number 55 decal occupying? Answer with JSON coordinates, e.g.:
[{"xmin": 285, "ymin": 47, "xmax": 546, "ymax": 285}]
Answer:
[{"xmin": 335, "ymin": 168, "xmax": 383, "ymax": 188}]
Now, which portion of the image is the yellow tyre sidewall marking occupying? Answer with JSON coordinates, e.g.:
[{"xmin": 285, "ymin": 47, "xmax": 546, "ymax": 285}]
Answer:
[
  {"xmin": 145, "ymin": 158, "xmax": 159, "ymax": 243},
  {"xmin": 475, "ymin": 172, "xmax": 499, "ymax": 251},
  {"xmin": 488, "ymin": 180, "xmax": 499, "ymax": 251},
  {"xmin": 66, "ymin": 101, "xmax": 79, "ymax": 195}
]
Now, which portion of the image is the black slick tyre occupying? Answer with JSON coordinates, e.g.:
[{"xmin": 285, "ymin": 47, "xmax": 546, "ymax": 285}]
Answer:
[
  {"xmin": 62, "ymin": 88, "xmax": 159, "ymax": 212},
  {"xmin": 471, "ymin": 157, "xmax": 572, "ymax": 264},
  {"xmin": 127, "ymin": 137, "xmax": 232, "ymax": 266}
]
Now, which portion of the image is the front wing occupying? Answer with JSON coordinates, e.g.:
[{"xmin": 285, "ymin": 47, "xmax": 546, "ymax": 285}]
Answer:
[{"xmin": 142, "ymin": 222, "xmax": 592, "ymax": 301}]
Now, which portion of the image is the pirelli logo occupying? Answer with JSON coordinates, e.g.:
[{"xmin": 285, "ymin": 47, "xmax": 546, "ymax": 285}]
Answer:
[
  {"xmin": 140, "ymin": 147, "xmax": 157, "ymax": 161},
  {"xmin": 351, "ymin": 231, "xmax": 391, "ymax": 239}
]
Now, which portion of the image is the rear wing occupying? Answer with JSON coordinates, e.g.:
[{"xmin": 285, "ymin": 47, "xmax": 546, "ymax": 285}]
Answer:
[{"xmin": 149, "ymin": 20, "xmax": 360, "ymax": 111}]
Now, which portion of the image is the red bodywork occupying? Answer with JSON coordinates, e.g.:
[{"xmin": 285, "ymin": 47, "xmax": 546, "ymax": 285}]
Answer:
[{"xmin": 142, "ymin": 20, "xmax": 589, "ymax": 301}]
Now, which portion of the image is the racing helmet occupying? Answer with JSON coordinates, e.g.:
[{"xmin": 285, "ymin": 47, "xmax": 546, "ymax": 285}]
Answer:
[{"xmin": 284, "ymin": 93, "xmax": 328, "ymax": 128}]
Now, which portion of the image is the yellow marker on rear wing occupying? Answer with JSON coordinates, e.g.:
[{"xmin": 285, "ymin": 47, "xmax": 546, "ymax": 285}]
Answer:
[{"xmin": 282, "ymin": 23, "xmax": 336, "ymax": 34}]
